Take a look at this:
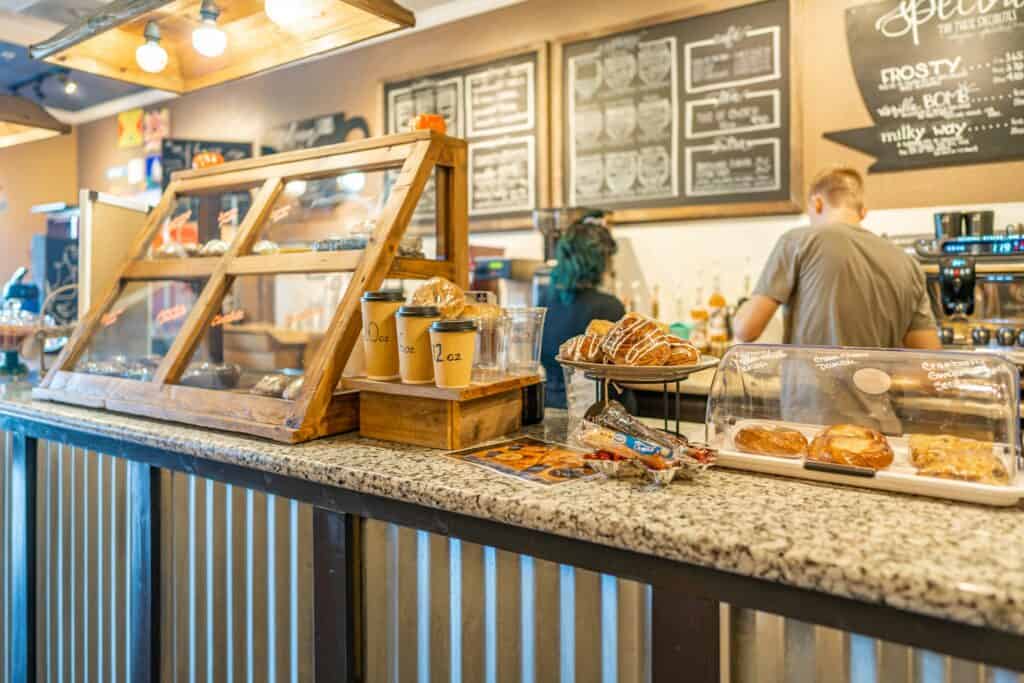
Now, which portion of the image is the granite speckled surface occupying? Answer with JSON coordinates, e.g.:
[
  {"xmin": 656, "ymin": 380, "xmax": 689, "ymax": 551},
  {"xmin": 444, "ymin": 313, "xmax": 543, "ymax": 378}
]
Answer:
[{"xmin": 2, "ymin": 391, "xmax": 1024, "ymax": 638}]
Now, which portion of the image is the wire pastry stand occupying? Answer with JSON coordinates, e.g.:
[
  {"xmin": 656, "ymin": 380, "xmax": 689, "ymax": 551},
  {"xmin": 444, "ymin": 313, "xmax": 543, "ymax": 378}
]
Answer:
[{"xmin": 557, "ymin": 357, "xmax": 719, "ymax": 436}]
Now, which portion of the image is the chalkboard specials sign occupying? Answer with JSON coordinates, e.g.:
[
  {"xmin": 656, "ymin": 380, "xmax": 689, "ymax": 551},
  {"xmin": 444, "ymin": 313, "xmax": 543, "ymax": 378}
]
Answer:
[
  {"xmin": 825, "ymin": 0, "xmax": 1024, "ymax": 173},
  {"xmin": 382, "ymin": 45, "xmax": 549, "ymax": 231},
  {"xmin": 553, "ymin": 0, "xmax": 801, "ymax": 223}
]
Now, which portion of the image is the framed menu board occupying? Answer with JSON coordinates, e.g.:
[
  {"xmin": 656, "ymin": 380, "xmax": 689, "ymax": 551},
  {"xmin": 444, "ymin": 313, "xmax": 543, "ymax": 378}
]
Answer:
[
  {"xmin": 553, "ymin": 0, "xmax": 802, "ymax": 223},
  {"xmin": 382, "ymin": 44, "xmax": 549, "ymax": 231},
  {"xmin": 825, "ymin": 0, "xmax": 1024, "ymax": 173}
]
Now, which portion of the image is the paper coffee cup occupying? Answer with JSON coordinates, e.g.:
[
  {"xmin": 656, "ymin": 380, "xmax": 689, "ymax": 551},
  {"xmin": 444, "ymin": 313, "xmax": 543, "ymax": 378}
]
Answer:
[
  {"xmin": 396, "ymin": 305, "xmax": 440, "ymax": 384},
  {"xmin": 429, "ymin": 319, "xmax": 478, "ymax": 389},
  {"xmin": 361, "ymin": 291, "xmax": 404, "ymax": 381}
]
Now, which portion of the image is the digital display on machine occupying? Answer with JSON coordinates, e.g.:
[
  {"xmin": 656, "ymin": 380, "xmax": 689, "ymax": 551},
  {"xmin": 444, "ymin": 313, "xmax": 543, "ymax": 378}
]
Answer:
[{"xmin": 942, "ymin": 237, "xmax": 1024, "ymax": 256}]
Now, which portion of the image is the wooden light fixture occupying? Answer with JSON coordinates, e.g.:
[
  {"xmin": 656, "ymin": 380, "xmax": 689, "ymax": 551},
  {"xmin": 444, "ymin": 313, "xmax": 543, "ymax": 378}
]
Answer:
[
  {"xmin": 30, "ymin": 0, "xmax": 416, "ymax": 94},
  {"xmin": 0, "ymin": 94, "xmax": 71, "ymax": 149}
]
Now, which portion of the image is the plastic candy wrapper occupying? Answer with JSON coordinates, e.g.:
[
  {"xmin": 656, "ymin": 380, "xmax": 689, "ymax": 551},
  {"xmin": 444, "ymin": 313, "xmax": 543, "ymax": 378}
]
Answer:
[
  {"xmin": 574, "ymin": 404, "xmax": 716, "ymax": 481},
  {"xmin": 586, "ymin": 400, "xmax": 686, "ymax": 452},
  {"xmin": 409, "ymin": 277, "xmax": 466, "ymax": 319},
  {"xmin": 585, "ymin": 401, "xmax": 716, "ymax": 469},
  {"xmin": 574, "ymin": 422, "xmax": 676, "ymax": 470}
]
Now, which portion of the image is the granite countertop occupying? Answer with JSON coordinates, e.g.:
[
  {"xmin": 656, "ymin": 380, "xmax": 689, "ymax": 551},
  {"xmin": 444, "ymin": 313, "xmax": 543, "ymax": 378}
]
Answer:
[{"xmin": 2, "ymin": 391, "xmax": 1024, "ymax": 638}]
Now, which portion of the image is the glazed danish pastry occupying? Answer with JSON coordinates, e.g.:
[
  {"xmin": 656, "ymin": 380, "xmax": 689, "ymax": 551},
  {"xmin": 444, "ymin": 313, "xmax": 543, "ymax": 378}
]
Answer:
[
  {"xmin": 559, "ymin": 334, "xmax": 607, "ymax": 363},
  {"xmin": 734, "ymin": 425, "xmax": 807, "ymax": 458},
  {"xmin": 807, "ymin": 424, "xmax": 894, "ymax": 470},
  {"xmin": 665, "ymin": 335, "xmax": 700, "ymax": 366},
  {"xmin": 601, "ymin": 313, "xmax": 671, "ymax": 366}
]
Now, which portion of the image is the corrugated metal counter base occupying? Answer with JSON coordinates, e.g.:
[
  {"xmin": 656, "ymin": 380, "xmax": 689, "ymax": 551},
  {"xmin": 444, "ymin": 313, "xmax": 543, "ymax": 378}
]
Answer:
[{"xmin": 2, "ymin": 395, "xmax": 1024, "ymax": 642}]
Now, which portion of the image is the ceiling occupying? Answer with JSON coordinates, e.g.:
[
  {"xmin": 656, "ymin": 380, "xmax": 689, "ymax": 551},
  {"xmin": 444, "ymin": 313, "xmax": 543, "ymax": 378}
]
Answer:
[
  {"xmin": 0, "ymin": 39, "xmax": 145, "ymax": 111},
  {"xmin": 0, "ymin": 0, "xmax": 115, "ymax": 26},
  {"xmin": 0, "ymin": 0, "xmax": 519, "ymax": 120}
]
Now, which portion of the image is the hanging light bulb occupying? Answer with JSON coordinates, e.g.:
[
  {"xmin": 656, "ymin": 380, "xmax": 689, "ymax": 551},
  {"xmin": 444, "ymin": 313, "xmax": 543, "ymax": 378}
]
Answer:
[
  {"xmin": 135, "ymin": 21, "xmax": 168, "ymax": 74},
  {"xmin": 265, "ymin": 0, "xmax": 319, "ymax": 29},
  {"xmin": 192, "ymin": 0, "xmax": 227, "ymax": 58}
]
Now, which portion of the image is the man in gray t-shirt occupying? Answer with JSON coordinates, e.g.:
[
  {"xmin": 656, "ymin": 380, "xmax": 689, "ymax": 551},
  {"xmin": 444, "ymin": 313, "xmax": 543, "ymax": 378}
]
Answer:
[
  {"xmin": 732, "ymin": 167, "xmax": 940, "ymax": 430},
  {"xmin": 734, "ymin": 167, "xmax": 940, "ymax": 350}
]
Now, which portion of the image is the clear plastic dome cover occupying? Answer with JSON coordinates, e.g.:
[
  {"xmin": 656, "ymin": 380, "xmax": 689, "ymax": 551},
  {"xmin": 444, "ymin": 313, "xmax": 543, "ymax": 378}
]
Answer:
[{"xmin": 706, "ymin": 345, "xmax": 1021, "ymax": 501}]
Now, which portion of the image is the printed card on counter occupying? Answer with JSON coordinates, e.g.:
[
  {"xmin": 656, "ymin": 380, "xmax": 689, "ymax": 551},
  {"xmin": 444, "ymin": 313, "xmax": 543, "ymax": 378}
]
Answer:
[{"xmin": 446, "ymin": 437, "xmax": 597, "ymax": 486}]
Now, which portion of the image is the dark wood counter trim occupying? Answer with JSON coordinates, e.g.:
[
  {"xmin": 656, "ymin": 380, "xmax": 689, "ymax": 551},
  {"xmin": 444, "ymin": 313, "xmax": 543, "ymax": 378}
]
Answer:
[{"xmin": 10, "ymin": 434, "xmax": 37, "ymax": 683}]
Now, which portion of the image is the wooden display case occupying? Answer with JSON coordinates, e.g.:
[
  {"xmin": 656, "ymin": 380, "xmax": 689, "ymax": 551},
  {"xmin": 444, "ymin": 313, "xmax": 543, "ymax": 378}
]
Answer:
[{"xmin": 34, "ymin": 131, "xmax": 469, "ymax": 443}]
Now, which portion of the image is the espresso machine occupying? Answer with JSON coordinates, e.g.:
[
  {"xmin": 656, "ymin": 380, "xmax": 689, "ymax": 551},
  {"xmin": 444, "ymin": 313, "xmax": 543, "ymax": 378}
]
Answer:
[{"xmin": 914, "ymin": 231, "xmax": 1024, "ymax": 364}]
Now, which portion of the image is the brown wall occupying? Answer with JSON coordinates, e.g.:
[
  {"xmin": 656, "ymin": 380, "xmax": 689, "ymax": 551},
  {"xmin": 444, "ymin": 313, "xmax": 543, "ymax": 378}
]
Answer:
[
  {"xmin": 77, "ymin": 0, "xmax": 1024, "ymax": 210},
  {"xmin": 0, "ymin": 129, "xmax": 78, "ymax": 282}
]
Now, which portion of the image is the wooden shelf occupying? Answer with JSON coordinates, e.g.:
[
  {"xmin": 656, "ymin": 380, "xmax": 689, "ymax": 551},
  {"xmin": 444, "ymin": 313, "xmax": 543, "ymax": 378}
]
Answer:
[
  {"xmin": 343, "ymin": 374, "xmax": 540, "ymax": 402},
  {"xmin": 124, "ymin": 253, "xmax": 455, "ymax": 280}
]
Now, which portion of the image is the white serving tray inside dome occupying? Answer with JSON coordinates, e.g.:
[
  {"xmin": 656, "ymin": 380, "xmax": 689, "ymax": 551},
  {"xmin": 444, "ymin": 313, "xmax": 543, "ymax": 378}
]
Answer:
[{"xmin": 709, "ymin": 420, "xmax": 1024, "ymax": 507}]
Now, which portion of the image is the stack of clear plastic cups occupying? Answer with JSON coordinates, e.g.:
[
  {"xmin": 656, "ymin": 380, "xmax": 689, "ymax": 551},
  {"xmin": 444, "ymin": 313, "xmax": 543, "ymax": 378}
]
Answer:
[{"xmin": 504, "ymin": 306, "xmax": 547, "ymax": 375}]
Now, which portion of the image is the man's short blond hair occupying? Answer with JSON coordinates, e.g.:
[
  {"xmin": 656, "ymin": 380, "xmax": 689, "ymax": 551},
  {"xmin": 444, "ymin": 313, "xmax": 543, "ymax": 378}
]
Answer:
[{"xmin": 809, "ymin": 167, "xmax": 864, "ymax": 212}]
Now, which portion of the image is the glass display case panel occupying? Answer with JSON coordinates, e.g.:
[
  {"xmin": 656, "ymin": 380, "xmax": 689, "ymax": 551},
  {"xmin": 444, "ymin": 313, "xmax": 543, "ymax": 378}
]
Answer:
[
  {"xmin": 176, "ymin": 272, "xmax": 353, "ymax": 397},
  {"xmin": 74, "ymin": 279, "xmax": 207, "ymax": 381},
  {"xmin": 146, "ymin": 185, "xmax": 261, "ymax": 259},
  {"xmin": 250, "ymin": 169, "xmax": 430, "ymax": 259},
  {"xmin": 707, "ymin": 345, "xmax": 1021, "ymax": 494}
]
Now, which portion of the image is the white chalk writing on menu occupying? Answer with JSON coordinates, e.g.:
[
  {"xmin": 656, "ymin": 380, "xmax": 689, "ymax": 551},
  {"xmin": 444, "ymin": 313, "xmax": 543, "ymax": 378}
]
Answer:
[
  {"xmin": 685, "ymin": 136, "xmax": 781, "ymax": 197},
  {"xmin": 568, "ymin": 34, "xmax": 680, "ymax": 205},
  {"xmin": 825, "ymin": 0, "xmax": 1024, "ymax": 172},
  {"xmin": 465, "ymin": 62, "xmax": 535, "ymax": 137},
  {"xmin": 469, "ymin": 136, "xmax": 536, "ymax": 215},
  {"xmin": 385, "ymin": 55, "xmax": 540, "ymax": 219},
  {"xmin": 682, "ymin": 23, "xmax": 784, "ymax": 197},
  {"xmin": 684, "ymin": 25, "xmax": 782, "ymax": 93}
]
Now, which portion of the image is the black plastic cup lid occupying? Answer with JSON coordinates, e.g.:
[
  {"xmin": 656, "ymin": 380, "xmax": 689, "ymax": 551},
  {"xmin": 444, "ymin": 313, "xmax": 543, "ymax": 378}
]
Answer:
[
  {"xmin": 361, "ymin": 290, "xmax": 405, "ymax": 302},
  {"xmin": 398, "ymin": 305, "xmax": 441, "ymax": 318},
  {"xmin": 431, "ymin": 319, "xmax": 478, "ymax": 332}
]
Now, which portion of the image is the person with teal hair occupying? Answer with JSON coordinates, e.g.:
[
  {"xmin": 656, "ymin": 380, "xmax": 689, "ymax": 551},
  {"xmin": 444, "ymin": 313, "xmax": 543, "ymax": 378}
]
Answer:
[{"xmin": 539, "ymin": 213, "xmax": 627, "ymax": 409}]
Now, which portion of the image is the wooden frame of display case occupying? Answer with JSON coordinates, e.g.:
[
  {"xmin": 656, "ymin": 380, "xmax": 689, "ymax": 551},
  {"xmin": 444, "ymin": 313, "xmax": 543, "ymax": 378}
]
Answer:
[{"xmin": 34, "ymin": 130, "xmax": 469, "ymax": 443}]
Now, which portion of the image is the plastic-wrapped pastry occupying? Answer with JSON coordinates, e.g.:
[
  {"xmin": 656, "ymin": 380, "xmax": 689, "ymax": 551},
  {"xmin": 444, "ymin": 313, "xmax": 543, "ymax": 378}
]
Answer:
[
  {"xmin": 199, "ymin": 239, "xmax": 229, "ymax": 257},
  {"xmin": 600, "ymin": 313, "xmax": 672, "ymax": 366},
  {"xmin": 908, "ymin": 434, "xmax": 1009, "ymax": 485},
  {"xmin": 179, "ymin": 362, "xmax": 241, "ymax": 390},
  {"xmin": 665, "ymin": 335, "xmax": 700, "ymax": 366},
  {"xmin": 251, "ymin": 374, "xmax": 290, "ymax": 398},
  {"xmin": 398, "ymin": 234, "xmax": 425, "ymax": 258},
  {"xmin": 182, "ymin": 242, "xmax": 200, "ymax": 257},
  {"xmin": 409, "ymin": 277, "xmax": 465, "ymax": 320},
  {"xmin": 122, "ymin": 360, "xmax": 155, "ymax": 382},
  {"xmin": 154, "ymin": 242, "xmax": 187, "ymax": 259},
  {"xmin": 734, "ymin": 425, "xmax": 807, "ymax": 458},
  {"xmin": 252, "ymin": 240, "xmax": 280, "ymax": 255},
  {"xmin": 807, "ymin": 424, "xmax": 894, "ymax": 470},
  {"xmin": 282, "ymin": 376, "xmax": 305, "ymax": 401},
  {"xmin": 313, "ymin": 236, "xmax": 368, "ymax": 251}
]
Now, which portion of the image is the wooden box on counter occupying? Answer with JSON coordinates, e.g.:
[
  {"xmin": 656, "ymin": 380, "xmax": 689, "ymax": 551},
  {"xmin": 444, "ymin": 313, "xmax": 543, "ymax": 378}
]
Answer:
[
  {"xmin": 34, "ymin": 131, "xmax": 470, "ymax": 444},
  {"xmin": 344, "ymin": 375, "xmax": 541, "ymax": 449}
]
